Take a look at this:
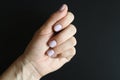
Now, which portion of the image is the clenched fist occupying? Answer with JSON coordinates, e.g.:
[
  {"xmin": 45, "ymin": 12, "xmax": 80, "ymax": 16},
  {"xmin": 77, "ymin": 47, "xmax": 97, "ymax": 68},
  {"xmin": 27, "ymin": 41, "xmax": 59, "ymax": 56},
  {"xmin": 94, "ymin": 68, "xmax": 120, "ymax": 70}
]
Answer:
[
  {"xmin": 0, "ymin": 4, "xmax": 77, "ymax": 80},
  {"xmin": 23, "ymin": 4, "xmax": 77, "ymax": 78}
]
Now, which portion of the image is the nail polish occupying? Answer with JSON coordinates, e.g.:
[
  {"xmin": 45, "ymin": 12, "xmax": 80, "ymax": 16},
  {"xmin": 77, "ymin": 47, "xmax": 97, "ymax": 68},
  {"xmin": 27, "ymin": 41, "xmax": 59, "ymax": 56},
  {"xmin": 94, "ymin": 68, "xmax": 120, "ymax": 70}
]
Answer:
[
  {"xmin": 59, "ymin": 4, "xmax": 66, "ymax": 11},
  {"xmin": 47, "ymin": 49, "xmax": 55, "ymax": 57},
  {"xmin": 49, "ymin": 40, "xmax": 57, "ymax": 48},
  {"xmin": 54, "ymin": 24, "xmax": 62, "ymax": 32}
]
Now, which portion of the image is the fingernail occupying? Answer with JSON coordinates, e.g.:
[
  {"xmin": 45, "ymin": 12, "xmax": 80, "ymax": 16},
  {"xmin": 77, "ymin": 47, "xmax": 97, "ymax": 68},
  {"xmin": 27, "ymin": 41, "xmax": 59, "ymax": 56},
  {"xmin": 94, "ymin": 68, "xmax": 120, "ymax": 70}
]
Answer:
[
  {"xmin": 59, "ymin": 4, "xmax": 66, "ymax": 11},
  {"xmin": 47, "ymin": 49, "xmax": 55, "ymax": 57},
  {"xmin": 48, "ymin": 40, "xmax": 57, "ymax": 48},
  {"xmin": 54, "ymin": 24, "xmax": 62, "ymax": 32}
]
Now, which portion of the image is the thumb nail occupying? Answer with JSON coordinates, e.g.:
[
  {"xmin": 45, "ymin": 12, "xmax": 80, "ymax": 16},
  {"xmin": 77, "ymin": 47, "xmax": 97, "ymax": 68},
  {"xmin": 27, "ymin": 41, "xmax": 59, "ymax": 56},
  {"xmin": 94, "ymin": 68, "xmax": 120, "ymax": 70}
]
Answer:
[{"xmin": 59, "ymin": 4, "xmax": 66, "ymax": 11}]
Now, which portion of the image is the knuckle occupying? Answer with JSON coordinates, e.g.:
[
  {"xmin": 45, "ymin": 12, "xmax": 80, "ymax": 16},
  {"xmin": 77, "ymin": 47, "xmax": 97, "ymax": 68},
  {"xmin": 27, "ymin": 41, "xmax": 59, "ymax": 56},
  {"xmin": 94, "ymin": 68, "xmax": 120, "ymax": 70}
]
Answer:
[
  {"xmin": 67, "ymin": 48, "xmax": 76, "ymax": 61},
  {"xmin": 71, "ymin": 47, "xmax": 76, "ymax": 55},
  {"xmin": 70, "ymin": 47, "xmax": 76, "ymax": 56},
  {"xmin": 71, "ymin": 37, "xmax": 77, "ymax": 46},
  {"xmin": 68, "ymin": 12, "xmax": 75, "ymax": 20},
  {"xmin": 69, "ymin": 24, "xmax": 77, "ymax": 35}
]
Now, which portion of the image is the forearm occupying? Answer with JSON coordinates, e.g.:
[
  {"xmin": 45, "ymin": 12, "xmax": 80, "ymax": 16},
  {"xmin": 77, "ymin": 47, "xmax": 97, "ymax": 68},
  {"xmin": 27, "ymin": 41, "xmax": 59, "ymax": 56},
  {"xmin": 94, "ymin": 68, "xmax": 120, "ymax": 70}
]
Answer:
[{"xmin": 0, "ymin": 55, "xmax": 42, "ymax": 80}]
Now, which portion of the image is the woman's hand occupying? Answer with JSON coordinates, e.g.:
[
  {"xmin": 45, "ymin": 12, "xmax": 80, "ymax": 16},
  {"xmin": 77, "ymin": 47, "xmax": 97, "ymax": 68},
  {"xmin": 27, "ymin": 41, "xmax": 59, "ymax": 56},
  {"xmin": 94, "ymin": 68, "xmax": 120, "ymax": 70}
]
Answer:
[
  {"xmin": 0, "ymin": 4, "xmax": 77, "ymax": 80},
  {"xmin": 23, "ymin": 4, "xmax": 77, "ymax": 77}
]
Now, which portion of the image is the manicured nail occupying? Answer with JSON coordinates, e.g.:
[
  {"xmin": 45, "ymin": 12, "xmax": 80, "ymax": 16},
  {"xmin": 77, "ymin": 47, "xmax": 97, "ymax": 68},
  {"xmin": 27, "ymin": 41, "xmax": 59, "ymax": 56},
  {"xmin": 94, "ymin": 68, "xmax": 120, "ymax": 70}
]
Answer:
[
  {"xmin": 59, "ymin": 4, "xmax": 66, "ymax": 11},
  {"xmin": 48, "ymin": 40, "xmax": 57, "ymax": 48},
  {"xmin": 47, "ymin": 49, "xmax": 55, "ymax": 57},
  {"xmin": 54, "ymin": 24, "xmax": 62, "ymax": 32}
]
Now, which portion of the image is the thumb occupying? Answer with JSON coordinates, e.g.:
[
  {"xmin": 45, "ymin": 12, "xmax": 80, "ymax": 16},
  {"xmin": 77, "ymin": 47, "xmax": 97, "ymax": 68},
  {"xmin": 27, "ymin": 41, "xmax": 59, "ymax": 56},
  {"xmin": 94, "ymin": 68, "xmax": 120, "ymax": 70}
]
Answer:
[
  {"xmin": 37, "ymin": 4, "xmax": 68, "ymax": 36},
  {"xmin": 24, "ymin": 4, "xmax": 68, "ymax": 55}
]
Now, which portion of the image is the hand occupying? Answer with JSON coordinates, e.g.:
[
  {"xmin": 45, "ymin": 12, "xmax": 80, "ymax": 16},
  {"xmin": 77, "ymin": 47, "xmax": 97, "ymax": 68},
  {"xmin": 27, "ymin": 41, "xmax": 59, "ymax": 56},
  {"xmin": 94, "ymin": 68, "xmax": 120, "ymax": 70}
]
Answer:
[{"xmin": 22, "ymin": 4, "xmax": 77, "ymax": 78}]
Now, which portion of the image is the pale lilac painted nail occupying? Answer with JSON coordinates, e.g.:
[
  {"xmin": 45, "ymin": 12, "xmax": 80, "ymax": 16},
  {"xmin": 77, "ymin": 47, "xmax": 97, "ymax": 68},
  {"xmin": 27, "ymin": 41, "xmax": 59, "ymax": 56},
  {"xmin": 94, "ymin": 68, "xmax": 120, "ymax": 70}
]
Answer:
[
  {"xmin": 59, "ymin": 4, "xmax": 66, "ymax": 11},
  {"xmin": 49, "ymin": 40, "xmax": 57, "ymax": 48},
  {"xmin": 54, "ymin": 24, "xmax": 62, "ymax": 32},
  {"xmin": 47, "ymin": 49, "xmax": 55, "ymax": 57}
]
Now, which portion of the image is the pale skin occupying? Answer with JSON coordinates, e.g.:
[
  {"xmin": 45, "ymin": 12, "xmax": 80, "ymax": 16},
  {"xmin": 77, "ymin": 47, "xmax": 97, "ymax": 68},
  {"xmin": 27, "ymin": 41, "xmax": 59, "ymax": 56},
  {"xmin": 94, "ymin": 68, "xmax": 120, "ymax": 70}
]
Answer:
[{"xmin": 0, "ymin": 4, "xmax": 77, "ymax": 80}]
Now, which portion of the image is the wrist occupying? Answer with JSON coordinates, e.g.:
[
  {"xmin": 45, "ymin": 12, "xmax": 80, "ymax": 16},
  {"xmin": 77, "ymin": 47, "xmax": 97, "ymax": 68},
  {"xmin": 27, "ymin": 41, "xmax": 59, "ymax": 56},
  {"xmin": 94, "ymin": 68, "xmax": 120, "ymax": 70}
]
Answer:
[
  {"xmin": 17, "ymin": 55, "xmax": 43, "ymax": 80},
  {"xmin": 0, "ymin": 55, "xmax": 42, "ymax": 80}
]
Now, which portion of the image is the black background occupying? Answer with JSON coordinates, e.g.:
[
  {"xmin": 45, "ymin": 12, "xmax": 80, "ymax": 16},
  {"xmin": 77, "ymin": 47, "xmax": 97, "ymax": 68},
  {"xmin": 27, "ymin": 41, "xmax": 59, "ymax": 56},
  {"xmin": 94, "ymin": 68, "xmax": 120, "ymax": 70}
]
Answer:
[{"xmin": 0, "ymin": 0, "xmax": 120, "ymax": 80}]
